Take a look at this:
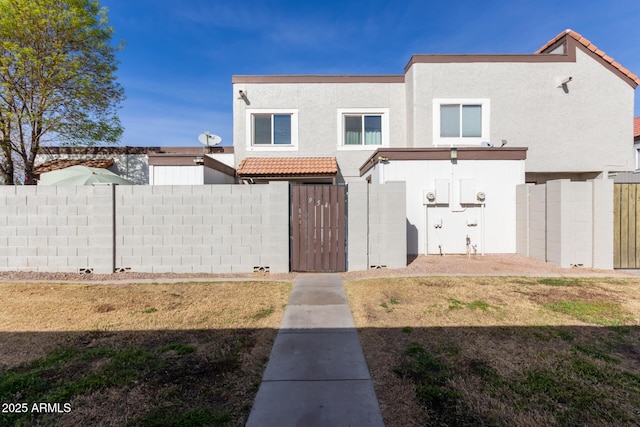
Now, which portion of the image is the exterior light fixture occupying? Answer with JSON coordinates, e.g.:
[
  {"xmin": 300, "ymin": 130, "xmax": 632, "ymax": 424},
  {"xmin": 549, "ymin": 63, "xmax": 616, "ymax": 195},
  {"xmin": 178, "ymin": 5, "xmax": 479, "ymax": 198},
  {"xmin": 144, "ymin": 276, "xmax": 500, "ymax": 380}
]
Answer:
[
  {"xmin": 238, "ymin": 90, "xmax": 249, "ymax": 104},
  {"xmin": 377, "ymin": 156, "xmax": 389, "ymax": 162},
  {"xmin": 450, "ymin": 147, "xmax": 458, "ymax": 161}
]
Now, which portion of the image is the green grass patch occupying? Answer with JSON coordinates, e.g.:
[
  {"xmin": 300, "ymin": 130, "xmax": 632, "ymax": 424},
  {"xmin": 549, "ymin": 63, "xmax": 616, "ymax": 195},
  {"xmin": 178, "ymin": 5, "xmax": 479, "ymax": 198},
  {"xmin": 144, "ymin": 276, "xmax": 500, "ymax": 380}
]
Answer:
[
  {"xmin": 537, "ymin": 278, "xmax": 582, "ymax": 286},
  {"xmin": 142, "ymin": 308, "xmax": 158, "ymax": 314},
  {"xmin": 393, "ymin": 342, "xmax": 486, "ymax": 426},
  {"xmin": 380, "ymin": 298, "xmax": 399, "ymax": 313},
  {"xmin": 447, "ymin": 298, "xmax": 496, "ymax": 312},
  {"xmin": 162, "ymin": 343, "xmax": 196, "ymax": 356},
  {"xmin": 543, "ymin": 301, "xmax": 632, "ymax": 326},
  {"xmin": 447, "ymin": 298, "xmax": 465, "ymax": 311},
  {"xmin": 252, "ymin": 307, "xmax": 274, "ymax": 320},
  {"xmin": 134, "ymin": 407, "xmax": 231, "ymax": 427}
]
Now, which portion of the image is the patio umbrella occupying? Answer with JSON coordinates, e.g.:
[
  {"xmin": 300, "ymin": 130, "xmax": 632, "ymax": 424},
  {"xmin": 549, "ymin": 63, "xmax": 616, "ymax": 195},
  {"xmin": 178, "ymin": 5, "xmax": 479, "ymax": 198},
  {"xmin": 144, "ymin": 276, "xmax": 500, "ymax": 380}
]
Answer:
[{"xmin": 39, "ymin": 165, "xmax": 134, "ymax": 186}]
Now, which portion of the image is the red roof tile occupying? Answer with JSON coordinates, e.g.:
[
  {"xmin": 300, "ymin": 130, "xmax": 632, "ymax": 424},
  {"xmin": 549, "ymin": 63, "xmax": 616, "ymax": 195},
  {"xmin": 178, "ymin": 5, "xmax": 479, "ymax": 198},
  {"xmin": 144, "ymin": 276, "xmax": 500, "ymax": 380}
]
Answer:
[
  {"xmin": 536, "ymin": 29, "xmax": 640, "ymax": 86},
  {"xmin": 237, "ymin": 157, "xmax": 338, "ymax": 177},
  {"xmin": 634, "ymin": 117, "xmax": 640, "ymax": 140},
  {"xmin": 34, "ymin": 158, "xmax": 114, "ymax": 174}
]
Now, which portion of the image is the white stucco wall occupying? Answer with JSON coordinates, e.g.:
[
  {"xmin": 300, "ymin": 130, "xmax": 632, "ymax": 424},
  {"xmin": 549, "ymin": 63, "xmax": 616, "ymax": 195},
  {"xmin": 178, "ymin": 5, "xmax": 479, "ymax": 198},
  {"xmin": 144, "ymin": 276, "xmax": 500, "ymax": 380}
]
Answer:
[
  {"xmin": 149, "ymin": 166, "xmax": 204, "ymax": 185},
  {"xmin": 233, "ymin": 81, "xmax": 406, "ymax": 181},
  {"xmin": 368, "ymin": 158, "xmax": 525, "ymax": 255},
  {"xmin": 406, "ymin": 49, "xmax": 635, "ymax": 173}
]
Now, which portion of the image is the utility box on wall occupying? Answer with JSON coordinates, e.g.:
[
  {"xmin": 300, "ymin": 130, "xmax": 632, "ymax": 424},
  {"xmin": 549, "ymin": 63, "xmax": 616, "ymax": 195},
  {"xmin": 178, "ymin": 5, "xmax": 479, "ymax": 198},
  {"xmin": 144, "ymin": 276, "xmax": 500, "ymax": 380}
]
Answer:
[
  {"xmin": 460, "ymin": 179, "xmax": 476, "ymax": 204},
  {"xmin": 435, "ymin": 179, "xmax": 450, "ymax": 204}
]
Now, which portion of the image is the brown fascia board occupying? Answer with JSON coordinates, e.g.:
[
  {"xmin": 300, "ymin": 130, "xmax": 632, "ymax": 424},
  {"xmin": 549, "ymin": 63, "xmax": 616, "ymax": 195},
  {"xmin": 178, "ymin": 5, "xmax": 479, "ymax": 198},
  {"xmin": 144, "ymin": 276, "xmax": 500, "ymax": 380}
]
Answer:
[
  {"xmin": 40, "ymin": 146, "xmax": 234, "ymax": 155},
  {"xmin": 148, "ymin": 155, "xmax": 199, "ymax": 166},
  {"xmin": 40, "ymin": 146, "xmax": 151, "ymax": 155},
  {"xmin": 406, "ymin": 36, "xmax": 638, "ymax": 89},
  {"xmin": 359, "ymin": 147, "xmax": 528, "ymax": 176},
  {"xmin": 203, "ymin": 156, "xmax": 236, "ymax": 177},
  {"xmin": 232, "ymin": 75, "xmax": 404, "ymax": 84},
  {"xmin": 404, "ymin": 52, "xmax": 576, "ymax": 73}
]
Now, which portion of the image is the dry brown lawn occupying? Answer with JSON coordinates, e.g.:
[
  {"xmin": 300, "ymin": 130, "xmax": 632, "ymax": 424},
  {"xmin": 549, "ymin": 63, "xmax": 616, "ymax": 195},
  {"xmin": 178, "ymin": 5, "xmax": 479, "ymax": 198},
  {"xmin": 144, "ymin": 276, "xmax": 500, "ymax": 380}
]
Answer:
[
  {"xmin": 345, "ymin": 276, "xmax": 640, "ymax": 427},
  {"xmin": 0, "ymin": 280, "xmax": 292, "ymax": 426}
]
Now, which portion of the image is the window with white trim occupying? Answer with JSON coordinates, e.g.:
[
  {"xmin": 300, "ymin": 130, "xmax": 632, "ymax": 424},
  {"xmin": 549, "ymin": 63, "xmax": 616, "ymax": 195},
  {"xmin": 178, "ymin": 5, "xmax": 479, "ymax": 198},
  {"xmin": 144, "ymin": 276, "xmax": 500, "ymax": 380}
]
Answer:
[
  {"xmin": 433, "ymin": 99, "xmax": 490, "ymax": 146},
  {"xmin": 246, "ymin": 109, "xmax": 298, "ymax": 151},
  {"xmin": 337, "ymin": 108, "xmax": 389, "ymax": 149}
]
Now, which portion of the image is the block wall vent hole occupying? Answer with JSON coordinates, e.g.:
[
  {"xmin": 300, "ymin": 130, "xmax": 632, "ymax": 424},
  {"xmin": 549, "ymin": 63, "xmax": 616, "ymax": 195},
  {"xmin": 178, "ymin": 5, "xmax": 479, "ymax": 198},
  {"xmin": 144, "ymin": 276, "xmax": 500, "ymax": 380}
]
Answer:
[
  {"xmin": 370, "ymin": 265, "xmax": 387, "ymax": 270},
  {"xmin": 253, "ymin": 266, "xmax": 270, "ymax": 273},
  {"xmin": 115, "ymin": 267, "xmax": 132, "ymax": 273},
  {"xmin": 79, "ymin": 268, "xmax": 94, "ymax": 275}
]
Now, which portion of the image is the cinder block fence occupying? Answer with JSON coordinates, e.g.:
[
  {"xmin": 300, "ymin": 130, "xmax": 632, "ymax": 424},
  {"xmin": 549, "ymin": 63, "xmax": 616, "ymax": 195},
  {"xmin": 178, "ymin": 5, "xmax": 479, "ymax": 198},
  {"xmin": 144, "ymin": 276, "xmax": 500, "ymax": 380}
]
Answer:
[
  {"xmin": 516, "ymin": 179, "xmax": 613, "ymax": 269},
  {"xmin": 0, "ymin": 181, "xmax": 406, "ymax": 274}
]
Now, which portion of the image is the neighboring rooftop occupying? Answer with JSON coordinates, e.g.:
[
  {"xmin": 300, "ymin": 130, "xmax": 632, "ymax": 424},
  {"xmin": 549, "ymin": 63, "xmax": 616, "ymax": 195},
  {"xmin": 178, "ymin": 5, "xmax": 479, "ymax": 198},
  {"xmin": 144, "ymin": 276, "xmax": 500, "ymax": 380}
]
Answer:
[
  {"xmin": 34, "ymin": 159, "xmax": 114, "ymax": 175},
  {"xmin": 635, "ymin": 117, "xmax": 640, "ymax": 141}
]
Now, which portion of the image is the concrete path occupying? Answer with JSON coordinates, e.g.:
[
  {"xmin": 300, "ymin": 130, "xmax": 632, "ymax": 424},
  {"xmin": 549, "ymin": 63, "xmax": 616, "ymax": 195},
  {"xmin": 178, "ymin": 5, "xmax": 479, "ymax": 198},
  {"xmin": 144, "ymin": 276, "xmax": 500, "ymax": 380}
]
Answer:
[{"xmin": 246, "ymin": 273, "xmax": 385, "ymax": 427}]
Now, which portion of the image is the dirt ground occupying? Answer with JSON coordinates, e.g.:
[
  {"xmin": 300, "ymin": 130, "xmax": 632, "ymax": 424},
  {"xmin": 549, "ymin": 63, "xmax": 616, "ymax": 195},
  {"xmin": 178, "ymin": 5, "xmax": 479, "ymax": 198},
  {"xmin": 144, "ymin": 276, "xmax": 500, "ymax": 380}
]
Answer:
[{"xmin": 0, "ymin": 254, "xmax": 634, "ymax": 283}]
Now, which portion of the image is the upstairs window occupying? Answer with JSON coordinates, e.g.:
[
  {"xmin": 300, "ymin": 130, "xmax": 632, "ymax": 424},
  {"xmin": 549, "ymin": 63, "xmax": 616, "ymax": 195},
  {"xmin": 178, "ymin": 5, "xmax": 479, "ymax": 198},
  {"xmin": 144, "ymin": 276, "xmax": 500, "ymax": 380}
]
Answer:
[
  {"xmin": 440, "ymin": 104, "xmax": 482, "ymax": 137},
  {"xmin": 246, "ymin": 109, "xmax": 298, "ymax": 151},
  {"xmin": 253, "ymin": 114, "xmax": 292, "ymax": 145},
  {"xmin": 344, "ymin": 115, "xmax": 382, "ymax": 145},
  {"xmin": 338, "ymin": 108, "xmax": 389, "ymax": 149},
  {"xmin": 433, "ymin": 99, "xmax": 490, "ymax": 146}
]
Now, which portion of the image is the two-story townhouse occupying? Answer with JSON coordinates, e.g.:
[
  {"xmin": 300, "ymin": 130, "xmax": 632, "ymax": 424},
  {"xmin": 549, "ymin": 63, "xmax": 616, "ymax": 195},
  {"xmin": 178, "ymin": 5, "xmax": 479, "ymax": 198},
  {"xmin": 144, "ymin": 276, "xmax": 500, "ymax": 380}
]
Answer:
[
  {"xmin": 232, "ymin": 30, "xmax": 638, "ymax": 258},
  {"xmin": 233, "ymin": 30, "xmax": 638, "ymax": 184}
]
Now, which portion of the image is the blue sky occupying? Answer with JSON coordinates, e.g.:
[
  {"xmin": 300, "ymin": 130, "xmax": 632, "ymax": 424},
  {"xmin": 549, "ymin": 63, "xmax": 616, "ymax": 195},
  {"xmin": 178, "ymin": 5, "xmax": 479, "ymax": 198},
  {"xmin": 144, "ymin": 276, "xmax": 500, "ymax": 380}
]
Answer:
[{"xmin": 102, "ymin": 0, "xmax": 640, "ymax": 147}]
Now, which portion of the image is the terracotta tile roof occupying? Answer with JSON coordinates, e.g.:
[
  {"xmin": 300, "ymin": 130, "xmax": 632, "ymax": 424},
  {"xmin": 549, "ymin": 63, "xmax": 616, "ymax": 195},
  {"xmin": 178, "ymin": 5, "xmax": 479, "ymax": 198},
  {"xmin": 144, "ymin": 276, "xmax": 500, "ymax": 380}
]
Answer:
[
  {"xmin": 34, "ymin": 158, "xmax": 114, "ymax": 174},
  {"xmin": 237, "ymin": 157, "xmax": 338, "ymax": 177},
  {"xmin": 635, "ymin": 117, "xmax": 640, "ymax": 140},
  {"xmin": 537, "ymin": 29, "xmax": 640, "ymax": 86}
]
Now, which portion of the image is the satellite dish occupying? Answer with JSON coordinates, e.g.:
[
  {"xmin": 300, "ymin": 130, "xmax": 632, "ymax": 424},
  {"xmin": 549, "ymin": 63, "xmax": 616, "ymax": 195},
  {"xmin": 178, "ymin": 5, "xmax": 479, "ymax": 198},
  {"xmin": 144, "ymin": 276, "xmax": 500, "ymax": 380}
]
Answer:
[{"xmin": 198, "ymin": 131, "xmax": 222, "ymax": 146}]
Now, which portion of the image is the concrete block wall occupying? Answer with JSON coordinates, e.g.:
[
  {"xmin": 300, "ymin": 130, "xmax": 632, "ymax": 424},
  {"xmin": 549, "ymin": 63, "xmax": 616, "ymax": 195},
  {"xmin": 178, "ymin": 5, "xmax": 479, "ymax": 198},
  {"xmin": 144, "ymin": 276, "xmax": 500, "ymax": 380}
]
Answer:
[
  {"xmin": 516, "ymin": 179, "xmax": 613, "ymax": 269},
  {"xmin": 115, "ymin": 182, "xmax": 289, "ymax": 274},
  {"xmin": 2, "ymin": 181, "xmax": 404, "ymax": 273},
  {"xmin": 515, "ymin": 185, "xmax": 529, "ymax": 256},
  {"xmin": 367, "ymin": 181, "xmax": 407, "ymax": 269},
  {"xmin": 591, "ymin": 179, "xmax": 614, "ymax": 269},
  {"xmin": 529, "ymin": 185, "xmax": 547, "ymax": 262},
  {"xmin": 0, "ymin": 185, "xmax": 114, "ymax": 273},
  {"xmin": 347, "ymin": 182, "xmax": 369, "ymax": 271}
]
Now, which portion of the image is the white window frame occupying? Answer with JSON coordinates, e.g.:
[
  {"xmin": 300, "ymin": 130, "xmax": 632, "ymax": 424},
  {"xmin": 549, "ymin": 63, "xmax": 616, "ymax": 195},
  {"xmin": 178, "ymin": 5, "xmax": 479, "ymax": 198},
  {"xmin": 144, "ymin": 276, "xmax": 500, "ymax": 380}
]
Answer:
[
  {"xmin": 337, "ymin": 108, "xmax": 390, "ymax": 150},
  {"xmin": 245, "ymin": 109, "xmax": 298, "ymax": 152},
  {"xmin": 432, "ymin": 99, "xmax": 490, "ymax": 146}
]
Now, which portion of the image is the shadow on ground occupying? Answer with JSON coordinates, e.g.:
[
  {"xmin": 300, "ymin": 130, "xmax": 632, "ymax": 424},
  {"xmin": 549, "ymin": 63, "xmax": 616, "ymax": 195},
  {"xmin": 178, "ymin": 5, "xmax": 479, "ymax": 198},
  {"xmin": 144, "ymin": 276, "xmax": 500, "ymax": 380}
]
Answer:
[
  {"xmin": 2, "ymin": 324, "xmax": 639, "ymax": 426},
  {"xmin": 0, "ymin": 328, "xmax": 278, "ymax": 427},
  {"xmin": 358, "ymin": 325, "xmax": 640, "ymax": 427}
]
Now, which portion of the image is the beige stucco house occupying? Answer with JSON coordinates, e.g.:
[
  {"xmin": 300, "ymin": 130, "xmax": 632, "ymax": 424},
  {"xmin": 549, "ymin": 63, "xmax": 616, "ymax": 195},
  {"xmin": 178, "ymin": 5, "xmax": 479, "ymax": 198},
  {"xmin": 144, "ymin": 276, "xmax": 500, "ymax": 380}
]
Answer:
[
  {"xmin": 232, "ymin": 30, "xmax": 638, "ymax": 257},
  {"xmin": 233, "ymin": 29, "xmax": 638, "ymax": 184}
]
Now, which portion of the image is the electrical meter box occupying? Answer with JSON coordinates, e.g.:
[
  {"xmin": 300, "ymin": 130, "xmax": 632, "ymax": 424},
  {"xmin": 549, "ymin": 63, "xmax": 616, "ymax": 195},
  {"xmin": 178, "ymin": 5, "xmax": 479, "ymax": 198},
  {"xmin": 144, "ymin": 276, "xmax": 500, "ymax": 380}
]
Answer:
[{"xmin": 434, "ymin": 180, "xmax": 449, "ymax": 204}]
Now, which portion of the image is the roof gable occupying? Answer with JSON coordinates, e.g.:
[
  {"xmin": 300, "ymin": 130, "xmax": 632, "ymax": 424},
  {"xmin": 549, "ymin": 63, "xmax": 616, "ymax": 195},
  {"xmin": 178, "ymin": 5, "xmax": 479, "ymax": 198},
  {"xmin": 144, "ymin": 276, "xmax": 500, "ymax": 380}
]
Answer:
[
  {"xmin": 634, "ymin": 117, "xmax": 640, "ymax": 141},
  {"xmin": 537, "ymin": 29, "xmax": 639, "ymax": 88}
]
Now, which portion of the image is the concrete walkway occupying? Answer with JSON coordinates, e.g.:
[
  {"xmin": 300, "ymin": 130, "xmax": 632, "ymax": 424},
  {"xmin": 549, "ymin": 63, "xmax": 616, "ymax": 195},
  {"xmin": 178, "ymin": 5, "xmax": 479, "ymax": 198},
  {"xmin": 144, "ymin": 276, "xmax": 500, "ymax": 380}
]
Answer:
[{"xmin": 246, "ymin": 273, "xmax": 385, "ymax": 427}]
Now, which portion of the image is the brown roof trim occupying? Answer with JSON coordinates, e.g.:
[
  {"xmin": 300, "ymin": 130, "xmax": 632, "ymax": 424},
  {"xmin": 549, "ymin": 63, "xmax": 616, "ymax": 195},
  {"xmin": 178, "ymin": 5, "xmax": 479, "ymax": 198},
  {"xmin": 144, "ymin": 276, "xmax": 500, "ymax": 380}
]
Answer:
[
  {"xmin": 41, "ymin": 146, "xmax": 234, "ymax": 155},
  {"xmin": 233, "ymin": 75, "xmax": 405, "ymax": 84},
  {"xmin": 34, "ymin": 158, "xmax": 114, "ymax": 174},
  {"xmin": 405, "ymin": 53, "xmax": 574, "ymax": 73},
  {"xmin": 538, "ymin": 29, "xmax": 639, "ymax": 88},
  {"xmin": 359, "ymin": 147, "xmax": 528, "ymax": 176},
  {"xmin": 204, "ymin": 156, "xmax": 236, "ymax": 177}
]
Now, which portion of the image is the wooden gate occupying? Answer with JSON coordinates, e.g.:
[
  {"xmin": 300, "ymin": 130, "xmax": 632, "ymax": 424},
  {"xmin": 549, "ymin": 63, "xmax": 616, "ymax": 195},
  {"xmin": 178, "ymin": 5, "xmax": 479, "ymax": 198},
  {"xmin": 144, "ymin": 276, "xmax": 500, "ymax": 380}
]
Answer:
[
  {"xmin": 290, "ymin": 184, "xmax": 347, "ymax": 272},
  {"xmin": 614, "ymin": 183, "xmax": 640, "ymax": 268}
]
